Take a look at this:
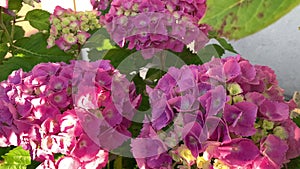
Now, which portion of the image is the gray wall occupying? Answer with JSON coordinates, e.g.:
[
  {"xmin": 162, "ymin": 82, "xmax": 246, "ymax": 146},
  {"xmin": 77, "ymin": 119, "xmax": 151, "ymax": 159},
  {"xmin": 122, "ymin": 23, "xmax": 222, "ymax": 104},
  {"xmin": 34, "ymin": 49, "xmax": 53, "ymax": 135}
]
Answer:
[{"xmin": 229, "ymin": 5, "xmax": 300, "ymax": 97}]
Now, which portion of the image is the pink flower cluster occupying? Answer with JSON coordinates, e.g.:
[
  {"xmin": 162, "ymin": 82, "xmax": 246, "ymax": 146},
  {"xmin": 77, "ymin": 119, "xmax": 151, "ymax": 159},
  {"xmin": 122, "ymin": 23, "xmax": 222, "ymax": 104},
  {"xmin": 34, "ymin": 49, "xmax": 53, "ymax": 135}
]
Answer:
[
  {"xmin": 134, "ymin": 55, "xmax": 300, "ymax": 169},
  {"xmin": 0, "ymin": 60, "xmax": 141, "ymax": 168},
  {"xmin": 47, "ymin": 6, "xmax": 102, "ymax": 51},
  {"xmin": 104, "ymin": 0, "xmax": 210, "ymax": 58},
  {"xmin": 90, "ymin": 0, "xmax": 110, "ymax": 11}
]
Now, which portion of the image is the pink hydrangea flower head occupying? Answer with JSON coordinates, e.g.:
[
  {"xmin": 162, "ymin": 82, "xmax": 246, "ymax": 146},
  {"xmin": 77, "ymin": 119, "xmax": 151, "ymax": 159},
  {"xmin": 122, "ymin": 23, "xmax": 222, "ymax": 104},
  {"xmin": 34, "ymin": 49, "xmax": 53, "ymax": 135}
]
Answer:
[
  {"xmin": 105, "ymin": 0, "xmax": 209, "ymax": 58},
  {"xmin": 48, "ymin": 6, "xmax": 101, "ymax": 51}
]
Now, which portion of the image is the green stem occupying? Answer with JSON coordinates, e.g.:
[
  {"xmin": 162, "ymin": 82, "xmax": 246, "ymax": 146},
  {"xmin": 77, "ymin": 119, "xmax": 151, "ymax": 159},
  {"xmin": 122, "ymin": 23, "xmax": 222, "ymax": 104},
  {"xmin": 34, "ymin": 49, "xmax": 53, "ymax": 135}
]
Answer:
[
  {"xmin": 114, "ymin": 156, "xmax": 122, "ymax": 169},
  {"xmin": 11, "ymin": 16, "xmax": 16, "ymax": 41},
  {"xmin": 0, "ymin": 7, "xmax": 13, "ymax": 46}
]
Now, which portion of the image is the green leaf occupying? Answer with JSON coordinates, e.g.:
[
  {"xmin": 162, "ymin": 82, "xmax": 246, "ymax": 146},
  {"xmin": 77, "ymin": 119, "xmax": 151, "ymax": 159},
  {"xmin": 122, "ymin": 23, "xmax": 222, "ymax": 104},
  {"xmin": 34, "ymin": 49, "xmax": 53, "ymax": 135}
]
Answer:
[
  {"xmin": 287, "ymin": 156, "xmax": 300, "ymax": 169},
  {"xmin": 1, "ymin": 25, "xmax": 25, "ymax": 43},
  {"xmin": 0, "ymin": 146, "xmax": 31, "ymax": 169},
  {"xmin": 215, "ymin": 37, "xmax": 238, "ymax": 54},
  {"xmin": 12, "ymin": 32, "xmax": 72, "ymax": 58},
  {"xmin": 197, "ymin": 44, "xmax": 224, "ymax": 63},
  {"xmin": 26, "ymin": 160, "xmax": 40, "ymax": 169},
  {"xmin": 145, "ymin": 68, "xmax": 166, "ymax": 86},
  {"xmin": 82, "ymin": 28, "xmax": 118, "ymax": 61},
  {"xmin": 201, "ymin": 0, "xmax": 300, "ymax": 40},
  {"xmin": 292, "ymin": 115, "xmax": 300, "ymax": 128},
  {"xmin": 0, "ymin": 43, "xmax": 8, "ymax": 59},
  {"xmin": 130, "ymin": 74, "xmax": 151, "ymax": 121},
  {"xmin": 25, "ymin": 9, "xmax": 50, "ymax": 31},
  {"xmin": 0, "ymin": 54, "xmax": 72, "ymax": 82},
  {"xmin": 128, "ymin": 121, "xmax": 144, "ymax": 138},
  {"xmin": 0, "ymin": 33, "xmax": 73, "ymax": 81},
  {"xmin": 102, "ymin": 48, "xmax": 135, "ymax": 68},
  {"xmin": 172, "ymin": 47, "xmax": 203, "ymax": 65},
  {"xmin": 0, "ymin": 147, "xmax": 13, "ymax": 161},
  {"xmin": 8, "ymin": 0, "xmax": 22, "ymax": 11},
  {"xmin": 12, "ymin": 26, "xmax": 25, "ymax": 41}
]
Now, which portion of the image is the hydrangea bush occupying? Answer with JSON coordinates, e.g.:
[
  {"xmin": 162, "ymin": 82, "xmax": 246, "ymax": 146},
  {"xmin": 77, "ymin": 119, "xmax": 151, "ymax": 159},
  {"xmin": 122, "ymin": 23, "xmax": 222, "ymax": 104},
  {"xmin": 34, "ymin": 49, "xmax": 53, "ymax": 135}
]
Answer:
[
  {"xmin": 137, "ymin": 55, "xmax": 300, "ymax": 169},
  {"xmin": 0, "ymin": 0, "xmax": 300, "ymax": 169},
  {"xmin": 0, "ymin": 59, "xmax": 143, "ymax": 167}
]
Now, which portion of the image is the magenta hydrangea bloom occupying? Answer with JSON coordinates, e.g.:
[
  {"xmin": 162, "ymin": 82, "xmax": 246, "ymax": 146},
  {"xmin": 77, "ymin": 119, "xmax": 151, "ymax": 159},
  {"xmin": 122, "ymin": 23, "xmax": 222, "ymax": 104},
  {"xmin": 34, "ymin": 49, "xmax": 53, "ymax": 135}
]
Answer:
[
  {"xmin": 145, "ymin": 55, "xmax": 299, "ymax": 168},
  {"xmin": 71, "ymin": 60, "xmax": 141, "ymax": 150},
  {"xmin": 0, "ymin": 59, "xmax": 144, "ymax": 168},
  {"xmin": 105, "ymin": 0, "xmax": 209, "ymax": 58},
  {"xmin": 1, "ymin": 53, "xmax": 299, "ymax": 169}
]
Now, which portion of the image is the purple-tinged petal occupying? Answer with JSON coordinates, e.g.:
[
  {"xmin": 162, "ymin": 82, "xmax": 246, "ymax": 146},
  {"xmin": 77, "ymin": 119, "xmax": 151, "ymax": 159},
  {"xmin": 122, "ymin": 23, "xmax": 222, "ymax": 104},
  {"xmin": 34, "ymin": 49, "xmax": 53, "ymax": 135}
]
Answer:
[
  {"xmin": 217, "ymin": 138, "xmax": 260, "ymax": 167},
  {"xmin": 223, "ymin": 58, "xmax": 241, "ymax": 81},
  {"xmin": 260, "ymin": 134, "xmax": 288, "ymax": 166},
  {"xmin": 281, "ymin": 119, "xmax": 300, "ymax": 160},
  {"xmin": 199, "ymin": 85, "xmax": 227, "ymax": 116},
  {"xmin": 224, "ymin": 102, "xmax": 258, "ymax": 136},
  {"xmin": 57, "ymin": 156, "xmax": 81, "ymax": 169},
  {"xmin": 252, "ymin": 156, "xmax": 278, "ymax": 169},
  {"xmin": 259, "ymin": 100, "xmax": 289, "ymax": 121}
]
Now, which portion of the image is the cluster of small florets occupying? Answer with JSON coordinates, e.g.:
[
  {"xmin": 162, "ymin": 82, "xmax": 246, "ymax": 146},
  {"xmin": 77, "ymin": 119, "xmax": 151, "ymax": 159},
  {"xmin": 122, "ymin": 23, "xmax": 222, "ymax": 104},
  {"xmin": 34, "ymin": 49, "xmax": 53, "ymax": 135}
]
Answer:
[
  {"xmin": 47, "ymin": 6, "xmax": 102, "ymax": 51},
  {"xmin": 0, "ymin": 60, "xmax": 141, "ymax": 168},
  {"xmin": 104, "ymin": 0, "xmax": 209, "ymax": 58},
  {"xmin": 132, "ymin": 55, "xmax": 300, "ymax": 169}
]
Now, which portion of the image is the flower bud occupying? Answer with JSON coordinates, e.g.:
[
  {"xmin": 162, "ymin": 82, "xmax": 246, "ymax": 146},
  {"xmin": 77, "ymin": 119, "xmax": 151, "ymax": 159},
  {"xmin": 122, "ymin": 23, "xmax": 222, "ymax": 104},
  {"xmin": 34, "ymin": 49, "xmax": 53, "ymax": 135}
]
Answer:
[
  {"xmin": 63, "ymin": 34, "xmax": 77, "ymax": 45},
  {"xmin": 251, "ymin": 129, "xmax": 268, "ymax": 143},
  {"xmin": 233, "ymin": 95, "xmax": 244, "ymax": 103},
  {"xmin": 262, "ymin": 120, "xmax": 274, "ymax": 130},
  {"xmin": 227, "ymin": 83, "xmax": 243, "ymax": 96},
  {"xmin": 61, "ymin": 18, "xmax": 71, "ymax": 27},
  {"xmin": 273, "ymin": 126, "xmax": 288, "ymax": 140}
]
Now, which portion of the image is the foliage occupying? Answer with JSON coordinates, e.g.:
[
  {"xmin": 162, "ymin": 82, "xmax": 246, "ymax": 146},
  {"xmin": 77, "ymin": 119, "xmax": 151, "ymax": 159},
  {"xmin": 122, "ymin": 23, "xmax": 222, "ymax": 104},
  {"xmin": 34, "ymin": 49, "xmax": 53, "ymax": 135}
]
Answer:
[
  {"xmin": 25, "ymin": 9, "xmax": 50, "ymax": 31},
  {"xmin": 0, "ymin": 0, "xmax": 300, "ymax": 169},
  {"xmin": 201, "ymin": 0, "xmax": 300, "ymax": 40},
  {"xmin": 0, "ymin": 147, "xmax": 31, "ymax": 169}
]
